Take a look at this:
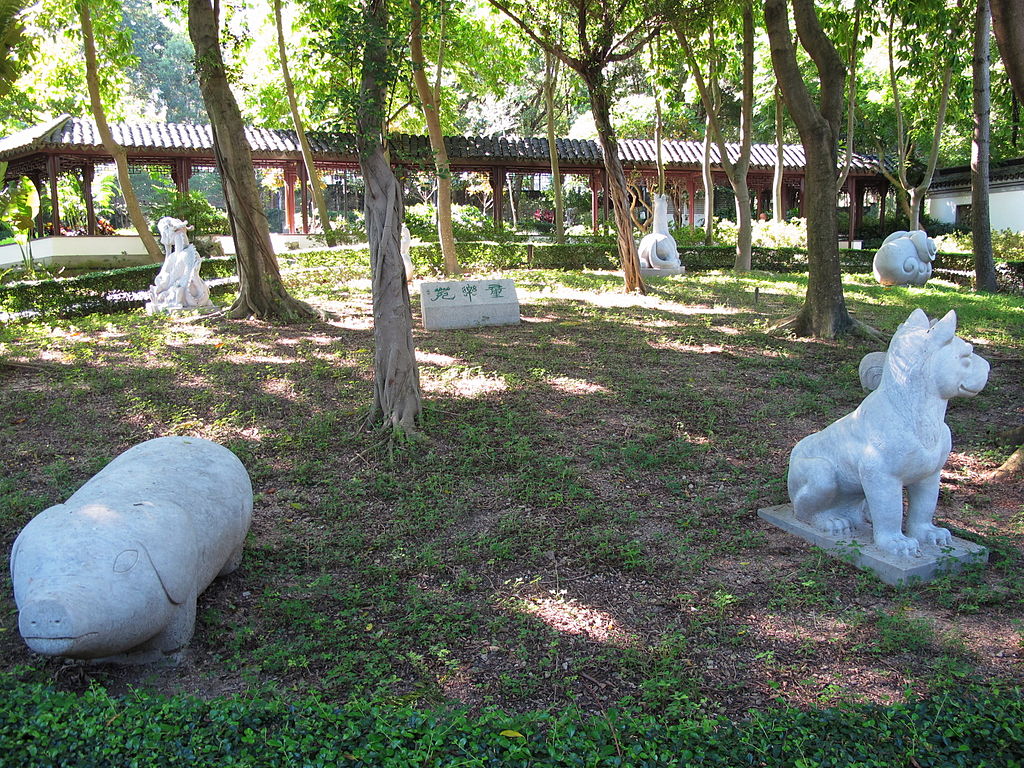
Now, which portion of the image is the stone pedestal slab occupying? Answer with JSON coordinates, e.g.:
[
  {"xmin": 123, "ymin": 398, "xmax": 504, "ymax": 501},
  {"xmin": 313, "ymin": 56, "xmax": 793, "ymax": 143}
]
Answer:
[
  {"xmin": 757, "ymin": 503, "xmax": 987, "ymax": 586},
  {"xmin": 639, "ymin": 267, "xmax": 686, "ymax": 278},
  {"xmin": 420, "ymin": 278, "xmax": 520, "ymax": 330}
]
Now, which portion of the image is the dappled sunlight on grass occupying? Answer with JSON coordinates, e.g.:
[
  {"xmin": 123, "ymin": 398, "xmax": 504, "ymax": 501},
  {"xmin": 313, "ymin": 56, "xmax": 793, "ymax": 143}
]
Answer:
[
  {"xmin": 420, "ymin": 367, "xmax": 509, "ymax": 398},
  {"xmin": 500, "ymin": 587, "xmax": 638, "ymax": 647},
  {"xmin": 2, "ymin": 263, "xmax": 1022, "ymax": 718},
  {"xmin": 548, "ymin": 376, "xmax": 608, "ymax": 395}
]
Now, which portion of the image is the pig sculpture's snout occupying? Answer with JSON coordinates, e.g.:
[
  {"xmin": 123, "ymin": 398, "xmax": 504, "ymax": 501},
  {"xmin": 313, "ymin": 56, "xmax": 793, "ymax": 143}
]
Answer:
[{"xmin": 18, "ymin": 598, "xmax": 82, "ymax": 656}]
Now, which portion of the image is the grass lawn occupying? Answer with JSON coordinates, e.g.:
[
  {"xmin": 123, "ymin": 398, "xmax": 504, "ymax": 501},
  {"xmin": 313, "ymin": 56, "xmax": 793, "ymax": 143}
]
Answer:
[{"xmin": 1, "ymin": 261, "xmax": 1022, "ymax": 732}]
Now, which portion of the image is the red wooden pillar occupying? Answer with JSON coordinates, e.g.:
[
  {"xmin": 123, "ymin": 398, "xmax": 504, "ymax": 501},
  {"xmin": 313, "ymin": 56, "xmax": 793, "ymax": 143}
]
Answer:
[
  {"xmin": 490, "ymin": 167, "xmax": 506, "ymax": 229},
  {"xmin": 798, "ymin": 177, "xmax": 805, "ymax": 217},
  {"xmin": 847, "ymin": 177, "xmax": 857, "ymax": 243},
  {"xmin": 171, "ymin": 158, "xmax": 192, "ymax": 198},
  {"xmin": 589, "ymin": 171, "xmax": 600, "ymax": 233},
  {"xmin": 687, "ymin": 176, "xmax": 697, "ymax": 231},
  {"xmin": 82, "ymin": 165, "xmax": 96, "ymax": 235},
  {"xmin": 601, "ymin": 169, "xmax": 609, "ymax": 222},
  {"xmin": 854, "ymin": 178, "xmax": 866, "ymax": 238},
  {"xmin": 47, "ymin": 155, "xmax": 61, "ymax": 236},
  {"xmin": 284, "ymin": 166, "xmax": 298, "ymax": 234},
  {"xmin": 298, "ymin": 163, "xmax": 309, "ymax": 234}
]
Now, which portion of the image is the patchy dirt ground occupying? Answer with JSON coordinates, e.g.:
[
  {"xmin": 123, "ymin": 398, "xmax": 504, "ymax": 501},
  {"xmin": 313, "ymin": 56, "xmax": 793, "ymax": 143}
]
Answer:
[{"xmin": 1, "ymin": 268, "xmax": 1022, "ymax": 719}]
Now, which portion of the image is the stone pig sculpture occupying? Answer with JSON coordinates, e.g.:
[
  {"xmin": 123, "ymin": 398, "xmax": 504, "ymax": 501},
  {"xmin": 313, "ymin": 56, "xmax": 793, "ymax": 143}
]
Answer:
[
  {"xmin": 10, "ymin": 436, "xmax": 252, "ymax": 662},
  {"xmin": 788, "ymin": 309, "xmax": 989, "ymax": 559}
]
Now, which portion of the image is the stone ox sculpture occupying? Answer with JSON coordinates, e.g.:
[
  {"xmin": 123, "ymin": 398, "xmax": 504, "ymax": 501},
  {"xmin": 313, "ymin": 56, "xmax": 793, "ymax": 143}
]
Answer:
[
  {"xmin": 146, "ymin": 217, "xmax": 214, "ymax": 313},
  {"xmin": 873, "ymin": 229, "xmax": 937, "ymax": 286},
  {"xmin": 10, "ymin": 436, "xmax": 252, "ymax": 662},
  {"xmin": 788, "ymin": 308, "xmax": 989, "ymax": 558}
]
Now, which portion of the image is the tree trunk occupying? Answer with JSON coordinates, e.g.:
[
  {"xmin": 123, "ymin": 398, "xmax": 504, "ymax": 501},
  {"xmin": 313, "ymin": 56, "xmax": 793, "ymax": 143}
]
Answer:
[
  {"xmin": 358, "ymin": 0, "xmax": 422, "ymax": 433},
  {"xmin": 79, "ymin": 1, "xmax": 162, "ymax": 264},
  {"xmin": 701, "ymin": 114, "xmax": 714, "ymax": 245},
  {"xmin": 992, "ymin": 445, "xmax": 1023, "ymax": 480},
  {"xmin": 992, "ymin": 0, "xmax": 1024, "ymax": 104},
  {"xmin": 973, "ymin": 0, "xmax": 998, "ymax": 293},
  {"xmin": 773, "ymin": 85, "xmax": 785, "ymax": 223},
  {"xmin": 799, "ymin": 133, "xmax": 852, "ymax": 337},
  {"xmin": 188, "ymin": 0, "xmax": 313, "ymax": 320},
  {"xmin": 586, "ymin": 70, "xmax": 645, "ymax": 294},
  {"xmin": 410, "ymin": 0, "xmax": 458, "ymax": 275},
  {"xmin": 544, "ymin": 51, "xmax": 565, "ymax": 244},
  {"xmin": 273, "ymin": 0, "xmax": 336, "ymax": 247},
  {"xmin": 765, "ymin": 0, "xmax": 855, "ymax": 339}
]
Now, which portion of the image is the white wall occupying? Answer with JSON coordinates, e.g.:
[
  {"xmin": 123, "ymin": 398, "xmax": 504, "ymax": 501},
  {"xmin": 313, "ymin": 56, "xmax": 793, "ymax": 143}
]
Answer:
[{"xmin": 927, "ymin": 181, "xmax": 1024, "ymax": 232}]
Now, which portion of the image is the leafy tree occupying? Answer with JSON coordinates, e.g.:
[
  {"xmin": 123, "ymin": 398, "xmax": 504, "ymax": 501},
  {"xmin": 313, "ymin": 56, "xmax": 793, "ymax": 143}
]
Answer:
[
  {"xmin": 188, "ymin": 0, "xmax": 314, "ymax": 320},
  {"xmin": 409, "ymin": 0, "xmax": 458, "ymax": 274},
  {"xmin": 78, "ymin": 0, "xmax": 163, "ymax": 262},
  {"xmin": 120, "ymin": 0, "xmax": 205, "ymax": 123},
  {"xmin": 298, "ymin": 0, "xmax": 422, "ymax": 432},
  {"xmin": 871, "ymin": 0, "xmax": 970, "ymax": 231},
  {"xmin": 0, "ymin": 0, "xmax": 32, "ymax": 99},
  {"xmin": 973, "ymin": 0, "xmax": 997, "ymax": 292},
  {"xmin": 764, "ymin": 0, "xmax": 873, "ymax": 339},
  {"xmin": 489, "ymin": 0, "xmax": 674, "ymax": 294},
  {"xmin": 543, "ymin": 50, "xmax": 564, "ymax": 243},
  {"xmin": 675, "ymin": 0, "xmax": 754, "ymax": 270},
  {"xmin": 272, "ymin": 0, "xmax": 337, "ymax": 246}
]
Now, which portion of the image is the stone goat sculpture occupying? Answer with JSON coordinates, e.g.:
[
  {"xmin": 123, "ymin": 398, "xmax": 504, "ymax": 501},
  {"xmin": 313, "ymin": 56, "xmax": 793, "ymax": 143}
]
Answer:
[
  {"xmin": 147, "ymin": 217, "xmax": 213, "ymax": 313},
  {"xmin": 638, "ymin": 194, "xmax": 682, "ymax": 271},
  {"xmin": 873, "ymin": 229, "xmax": 936, "ymax": 286},
  {"xmin": 788, "ymin": 309, "xmax": 989, "ymax": 558},
  {"xmin": 401, "ymin": 223, "xmax": 414, "ymax": 281},
  {"xmin": 10, "ymin": 436, "xmax": 252, "ymax": 662}
]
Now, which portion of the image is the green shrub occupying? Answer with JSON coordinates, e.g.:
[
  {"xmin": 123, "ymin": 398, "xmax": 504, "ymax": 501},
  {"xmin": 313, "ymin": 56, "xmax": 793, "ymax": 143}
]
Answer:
[
  {"xmin": 147, "ymin": 191, "xmax": 230, "ymax": 236},
  {"xmin": 0, "ymin": 257, "xmax": 237, "ymax": 318},
  {"xmin": 935, "ymin": 229, "xmax": 1024, "ymax": 263},
  {"xmin": 406, "ymin": 203, "xmax": 506, "ymax": 242},
  {"xmin": 409, "ymin": 242, "xmax": 618, "ymax": 273},
  {"xmin": 0, "ymin": 679, "xmax": 1020, "ymax": 767}
]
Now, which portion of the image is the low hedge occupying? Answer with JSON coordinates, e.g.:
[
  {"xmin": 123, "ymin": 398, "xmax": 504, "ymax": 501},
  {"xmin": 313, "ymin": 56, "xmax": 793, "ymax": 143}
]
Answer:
[
  {"xmin": 409, "ymin": 242, "xmax": 620, "ymax": 272},
  {"xmin": 0, "ymin": 257, "xmax": 238, "ymax": 318},
  {"xmin": 0, "ymin": 681, "xmax": 1021, "ymax": 767},
  {"xmin": 407, "ymin": 242, "xmax": 879, "ymax": 273},
  {"xmin": 4, "ymin": 245, "xmax": 1018, "ymax": 319}
]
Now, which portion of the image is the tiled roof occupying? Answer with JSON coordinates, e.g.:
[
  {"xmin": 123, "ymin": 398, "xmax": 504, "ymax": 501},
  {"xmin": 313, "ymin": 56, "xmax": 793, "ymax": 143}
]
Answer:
[
  {"xmin": 0, "ymin": 115, "xmax": 880, "ymax": 174},
  {"xmin": 930, "ymin": 157, "xmax": 1024, "ymax": 191}
]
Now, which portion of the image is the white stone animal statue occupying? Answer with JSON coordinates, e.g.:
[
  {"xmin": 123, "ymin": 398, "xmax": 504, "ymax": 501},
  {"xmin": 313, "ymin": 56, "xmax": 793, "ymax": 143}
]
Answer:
[
  {"xmin": 858, "ymin": 350, "xmax": 887, "ymax": 391},
  {"xmin": 158, "ymin": 216, "xmax": 193, "ymax": 259},
  {"xmin": 638, "ymin": 194, "xmax": 682, "ymax": 270},
  {"xmin": 873, "ymin": 229, "xmax": 936, "ymax": 286},
  {"xmin": 147, "ymin": 217, "xmax": 213, "ymax": 313},
  {"xmin": 401, "ymin": 223, "xmax": 414, "ymax": 281},
  {"xmin": 788, "ymin": 309, "xmax": 989, "ymax": 558},
  {"xmin": 10, "ymin": 436, "xmax": 252, "ymax": 662}
]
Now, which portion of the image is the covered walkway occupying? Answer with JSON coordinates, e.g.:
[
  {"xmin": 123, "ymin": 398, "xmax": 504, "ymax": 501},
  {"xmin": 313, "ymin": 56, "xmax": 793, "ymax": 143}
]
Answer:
[{"xmin": 0, "ymin": 115, "xmax": 886, "ymax": 242}]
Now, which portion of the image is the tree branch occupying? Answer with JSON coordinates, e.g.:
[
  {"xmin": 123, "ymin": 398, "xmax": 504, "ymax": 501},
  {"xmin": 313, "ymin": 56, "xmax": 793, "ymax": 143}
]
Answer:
[
  {"xmin": 764, "ymin": 0, "xmax": 821, "ymax": 135},
  {"xmin": 487, "ymin": 0, "xmax": 583, "ymax": 71},
  {"xmin": 790, "ymin": 0, "xmax": 845, "ymax": 130}
]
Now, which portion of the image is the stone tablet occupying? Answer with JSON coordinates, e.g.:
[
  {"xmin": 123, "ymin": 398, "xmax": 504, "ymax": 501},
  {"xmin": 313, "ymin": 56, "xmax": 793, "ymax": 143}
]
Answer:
[{"xmin": 420, "ymin": 278, "xmax": 520, "ymax": 331}]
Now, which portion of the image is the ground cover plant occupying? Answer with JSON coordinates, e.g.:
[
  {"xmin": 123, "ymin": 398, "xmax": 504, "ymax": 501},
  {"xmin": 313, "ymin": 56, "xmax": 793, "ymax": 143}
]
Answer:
[{"xmin": 1, "ymin": 260, "xmax": 1022, "ymax": 760}]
